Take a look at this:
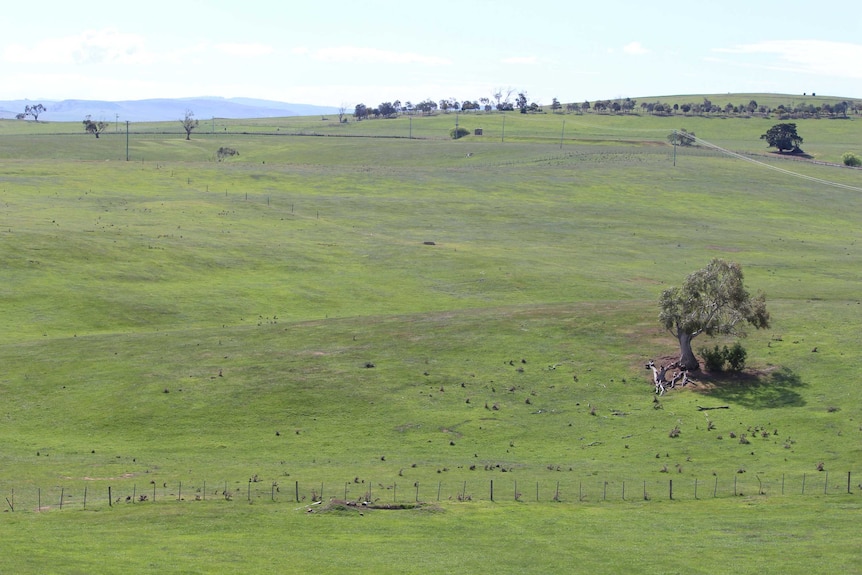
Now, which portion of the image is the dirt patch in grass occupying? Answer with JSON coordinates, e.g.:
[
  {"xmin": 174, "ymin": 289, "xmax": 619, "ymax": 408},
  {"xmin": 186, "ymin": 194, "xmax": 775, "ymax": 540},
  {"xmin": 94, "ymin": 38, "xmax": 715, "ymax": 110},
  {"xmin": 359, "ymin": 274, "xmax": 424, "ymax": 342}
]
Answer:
[
  {"xmin": 706, "ymin": 245, "xmax": 742, "ymax": 252},
  {"xmin": 80, "ymin": 473, "xmax": 137, "ymax": 481},
  {"xmin": 311, "ymin": 499, "xmax": 443, "ymax": 514}
]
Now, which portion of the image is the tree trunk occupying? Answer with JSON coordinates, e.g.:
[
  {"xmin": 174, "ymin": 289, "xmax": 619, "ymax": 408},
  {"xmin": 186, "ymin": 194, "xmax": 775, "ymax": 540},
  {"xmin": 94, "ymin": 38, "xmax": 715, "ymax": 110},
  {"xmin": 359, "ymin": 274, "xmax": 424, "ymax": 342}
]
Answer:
[{"xmin": 677, "ymin": 332, "xmax": 700, "ymax": 371}]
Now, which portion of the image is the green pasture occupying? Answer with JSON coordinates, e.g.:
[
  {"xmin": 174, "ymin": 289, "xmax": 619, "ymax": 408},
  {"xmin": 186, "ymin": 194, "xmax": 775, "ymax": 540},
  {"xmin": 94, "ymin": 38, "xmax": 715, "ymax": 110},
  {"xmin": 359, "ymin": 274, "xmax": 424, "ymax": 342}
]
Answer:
[{"xmin": 1, "ymin": 100, "xmax": 861, "ymax": 573}]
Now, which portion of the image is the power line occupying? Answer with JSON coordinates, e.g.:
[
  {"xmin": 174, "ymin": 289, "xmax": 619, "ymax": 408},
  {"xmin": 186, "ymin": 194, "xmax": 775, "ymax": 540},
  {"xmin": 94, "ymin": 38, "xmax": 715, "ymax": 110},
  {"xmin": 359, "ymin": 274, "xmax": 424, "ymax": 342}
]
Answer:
[{"xmin": 685, "ymin": 135, "xmax": 862, "ymax": 193}]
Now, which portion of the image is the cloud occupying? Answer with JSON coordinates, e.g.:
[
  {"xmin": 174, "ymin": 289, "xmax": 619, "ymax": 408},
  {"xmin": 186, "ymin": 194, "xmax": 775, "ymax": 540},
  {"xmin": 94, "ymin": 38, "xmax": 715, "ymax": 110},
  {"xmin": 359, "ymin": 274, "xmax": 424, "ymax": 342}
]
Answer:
[
  {"xmin": 622, "ymin": 42, "xmax": 648, "ymax": 55},
  {"xmin": 215, "ymin": 42, "xmax": 274, "ymax": 57},
  {"xmin": 713, "ymin": 40, "xmax": 862, "ymax": 79},
  {"xmin": 310, "ymin": 46, "xmax": 450, "ymax": 66},
  {"xmin": 4, "ymin": 28, "xmax": 151, "ymax": 65},
  {"xmin": 501, "ymin": 56, "xmax": 538, "ymax": 64}
]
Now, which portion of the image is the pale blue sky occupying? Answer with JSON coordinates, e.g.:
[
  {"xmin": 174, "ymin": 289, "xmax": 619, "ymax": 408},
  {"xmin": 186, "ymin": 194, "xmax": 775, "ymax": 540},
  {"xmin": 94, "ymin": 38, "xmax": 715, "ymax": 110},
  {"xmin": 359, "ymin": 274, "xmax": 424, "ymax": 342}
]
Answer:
[{"xmin": 3, "ymin": 0, "xmax": 859, "ymax": 107}]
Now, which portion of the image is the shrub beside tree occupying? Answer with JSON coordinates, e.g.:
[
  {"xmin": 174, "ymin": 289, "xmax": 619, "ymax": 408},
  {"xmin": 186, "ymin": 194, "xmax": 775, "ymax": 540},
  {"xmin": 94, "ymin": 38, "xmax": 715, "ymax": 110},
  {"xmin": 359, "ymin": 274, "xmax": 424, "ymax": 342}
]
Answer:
[{"xmin": 842, "ymin": 152, "xmax": 861, "ymax": 167}]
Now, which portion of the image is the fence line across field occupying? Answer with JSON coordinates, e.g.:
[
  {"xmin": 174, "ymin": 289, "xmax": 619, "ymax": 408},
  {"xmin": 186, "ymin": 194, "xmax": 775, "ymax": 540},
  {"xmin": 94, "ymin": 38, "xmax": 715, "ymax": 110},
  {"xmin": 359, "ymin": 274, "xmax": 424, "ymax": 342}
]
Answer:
[{"xmin": 2, "ymin": 471, "xmax": 857, "ymax": 514}]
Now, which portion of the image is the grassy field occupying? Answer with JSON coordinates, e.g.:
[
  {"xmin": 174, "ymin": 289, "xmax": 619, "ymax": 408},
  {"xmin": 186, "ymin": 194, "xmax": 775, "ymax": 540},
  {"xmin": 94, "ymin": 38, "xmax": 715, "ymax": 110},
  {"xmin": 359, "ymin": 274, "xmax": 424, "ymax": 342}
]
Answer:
[{"xmin": 1, "ymin": 98, "xmax": 861, "ymax": 573}]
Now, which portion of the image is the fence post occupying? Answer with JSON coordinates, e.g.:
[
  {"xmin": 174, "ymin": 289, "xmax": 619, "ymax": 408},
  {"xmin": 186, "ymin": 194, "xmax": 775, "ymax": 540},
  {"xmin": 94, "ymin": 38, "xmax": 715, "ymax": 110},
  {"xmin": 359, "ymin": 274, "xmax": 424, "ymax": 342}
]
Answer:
[
  {"xmin": 490, "ymin": 479, "xmax": 494, "ymax": 502},
  {"xmin": 824, "ymin": 472, "xmax": 828, "ymax": 495},
  {"xmin": 694, "ymin": 478, "xmax": 698, "ymax": 500},
  {"xmin": 603, "ymin": 481, "xmax": 608, "ymax": 501},
  {"xmin": 848, "ymin": 472, "xmax": 852, "ymax": 494},
  {"xmin": 714, "ymin": 476, "xmax": 718, "ymax": 498},
  {"xmin": 60, "ymin": 487, "xmax": 64, "ymax": 510},
  {"xmin": 622, "ymin": 481, "xmax": 625, "ymax": 501},
  {"xmin": 295, "ymin": 481, "xmax": 299, "ymax": 503},
  {"xmin": 108, "ymin": 486, "xmax": 112, "ymax": 507},
  {"xmin": 669, "ymin": 479, "xmax": 673, "ymax": 501},
  {"xmin": 83, "ymin": 485, "xmax": 87, "ymax": 510},
  {"xmin": 437, "ymin": 481, "xmax": 441, "ymax": 501}
]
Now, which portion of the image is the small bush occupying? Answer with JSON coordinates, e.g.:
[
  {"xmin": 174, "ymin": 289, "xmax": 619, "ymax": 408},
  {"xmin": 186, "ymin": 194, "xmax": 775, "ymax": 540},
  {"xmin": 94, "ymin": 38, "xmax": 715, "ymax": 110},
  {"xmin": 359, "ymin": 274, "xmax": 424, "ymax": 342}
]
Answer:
[
  {"xmin": 217, "ymin": 146, "xmax": 239, "ymax": 161},
  {"xmin": 700, "ymin": 342, "xmax": 747, "ymax": 372},
  {"xmin": 724, "ymin": 342, "xmax": 747, "ymax": 371},
  {"xmin": 450, "ymin": 127, "xmax": 470, "ymax": 140},
  {"xmin": 842, "ymin": 152, "xmax": 861, "ymax": 167},
  {"xmin": 700, "ymin": 345, "xmax": 726, "ymax": 372}
]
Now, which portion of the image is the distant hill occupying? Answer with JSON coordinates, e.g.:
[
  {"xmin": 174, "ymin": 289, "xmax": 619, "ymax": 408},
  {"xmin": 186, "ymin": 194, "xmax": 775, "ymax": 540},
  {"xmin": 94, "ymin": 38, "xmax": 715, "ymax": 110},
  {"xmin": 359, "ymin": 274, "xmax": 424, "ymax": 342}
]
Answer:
[{"xmin": 0, "ymin": 97, "xmax": 340, "ymax": 122}]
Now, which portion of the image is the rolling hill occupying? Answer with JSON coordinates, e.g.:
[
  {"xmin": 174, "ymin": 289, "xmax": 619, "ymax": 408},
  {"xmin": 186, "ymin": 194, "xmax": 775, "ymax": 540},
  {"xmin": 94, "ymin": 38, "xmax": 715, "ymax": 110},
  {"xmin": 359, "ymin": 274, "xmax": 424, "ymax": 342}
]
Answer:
[{"xmin": 0, "ymin": 96, "xmax": 340, "ymax": 122}]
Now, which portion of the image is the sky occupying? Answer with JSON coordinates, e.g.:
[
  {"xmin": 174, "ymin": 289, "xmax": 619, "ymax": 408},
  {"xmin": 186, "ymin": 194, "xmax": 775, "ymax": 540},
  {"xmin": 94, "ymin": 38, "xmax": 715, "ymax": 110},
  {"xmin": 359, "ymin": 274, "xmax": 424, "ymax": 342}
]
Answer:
[{"xmin": 2, "ymin": 0, "xmax": 860, "ymax": 108}]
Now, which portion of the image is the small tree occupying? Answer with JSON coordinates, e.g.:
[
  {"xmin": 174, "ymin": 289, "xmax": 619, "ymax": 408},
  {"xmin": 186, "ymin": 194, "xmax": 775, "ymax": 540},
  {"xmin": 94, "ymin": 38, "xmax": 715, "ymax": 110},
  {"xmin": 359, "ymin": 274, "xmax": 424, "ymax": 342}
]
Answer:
[
  {"xmin": 760, "ymin": 123, "xmax": 803, "ymax": 153},
  {"xmin": 353, "ymin": 103, "xmax": 368, "ymax": 121},
  {"xmin": 181, "ymin": 109, "xmax": 199, "ymax": 140},
  {"xmin": 83, "ymin": 115, "xmax": 108, "ymax": 138},
  {"xmin": 516, "ymin": 92, "xmax": 528, "ymax": 114},
  {"xmin": 668, "ymin": 129, "xmax": 696, "ymax": 146},
  {"xmin": 659, "ymin": 259, "xmax": 770, "ymax": 371},
  {"xmin": 24, "ymin": 103, "xmax": 46, "ymax": 121},
  {"xmin": 216, "ymin": 146, "xmax": 239, "ymax": 161}
]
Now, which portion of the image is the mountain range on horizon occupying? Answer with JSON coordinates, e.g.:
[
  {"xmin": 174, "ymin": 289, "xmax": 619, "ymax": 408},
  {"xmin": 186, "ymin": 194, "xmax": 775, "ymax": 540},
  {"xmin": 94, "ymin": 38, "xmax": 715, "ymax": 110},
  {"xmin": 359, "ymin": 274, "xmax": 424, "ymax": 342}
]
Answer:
[{"xmin": 0, "ymin": 97, "xmax": 341, "ymax": 122}]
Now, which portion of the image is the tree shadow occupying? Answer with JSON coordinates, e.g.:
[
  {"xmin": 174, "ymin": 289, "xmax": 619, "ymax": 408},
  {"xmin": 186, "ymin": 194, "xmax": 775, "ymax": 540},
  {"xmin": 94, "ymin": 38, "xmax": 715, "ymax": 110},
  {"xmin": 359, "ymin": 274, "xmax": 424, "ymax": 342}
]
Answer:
[{"xmin": 699, "ymin": 366, "xmax": 806, "ymax": 409}]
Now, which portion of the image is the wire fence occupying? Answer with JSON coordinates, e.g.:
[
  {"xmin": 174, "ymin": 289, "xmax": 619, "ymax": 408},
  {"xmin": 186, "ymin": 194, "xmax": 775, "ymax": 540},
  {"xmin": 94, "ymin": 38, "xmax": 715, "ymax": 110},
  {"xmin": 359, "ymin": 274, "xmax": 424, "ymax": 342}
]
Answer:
[{"xmin": 2, "ymin": 471, "xmax": 856, "ymax": 513}]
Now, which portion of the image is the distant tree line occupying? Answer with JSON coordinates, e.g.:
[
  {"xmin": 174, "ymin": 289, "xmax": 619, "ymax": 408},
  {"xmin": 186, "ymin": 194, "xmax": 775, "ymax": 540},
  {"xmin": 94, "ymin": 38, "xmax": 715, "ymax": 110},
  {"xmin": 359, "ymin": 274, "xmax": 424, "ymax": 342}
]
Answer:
[{"xmin": 348, "ymin": 94, "xmax": 861, "ymax": 122}]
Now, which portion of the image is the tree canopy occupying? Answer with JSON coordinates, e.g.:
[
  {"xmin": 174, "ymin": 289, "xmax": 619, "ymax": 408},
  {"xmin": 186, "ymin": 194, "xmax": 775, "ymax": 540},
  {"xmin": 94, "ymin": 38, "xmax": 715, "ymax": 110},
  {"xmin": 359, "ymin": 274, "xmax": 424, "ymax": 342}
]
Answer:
[
  {"xmin": 760, "ymin": 123, "xmax": 803, "ymax": 153},
  {"xmin": 181, "ymin": 109, "xmax": 199, "ymax": 140},
  {"xmin": 659, "ymin": 259, "xmax": 770, "ymax": 371},
  {"xmin": 82, "ymin": 115, "xmax": 107, "ymax": 138}
]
